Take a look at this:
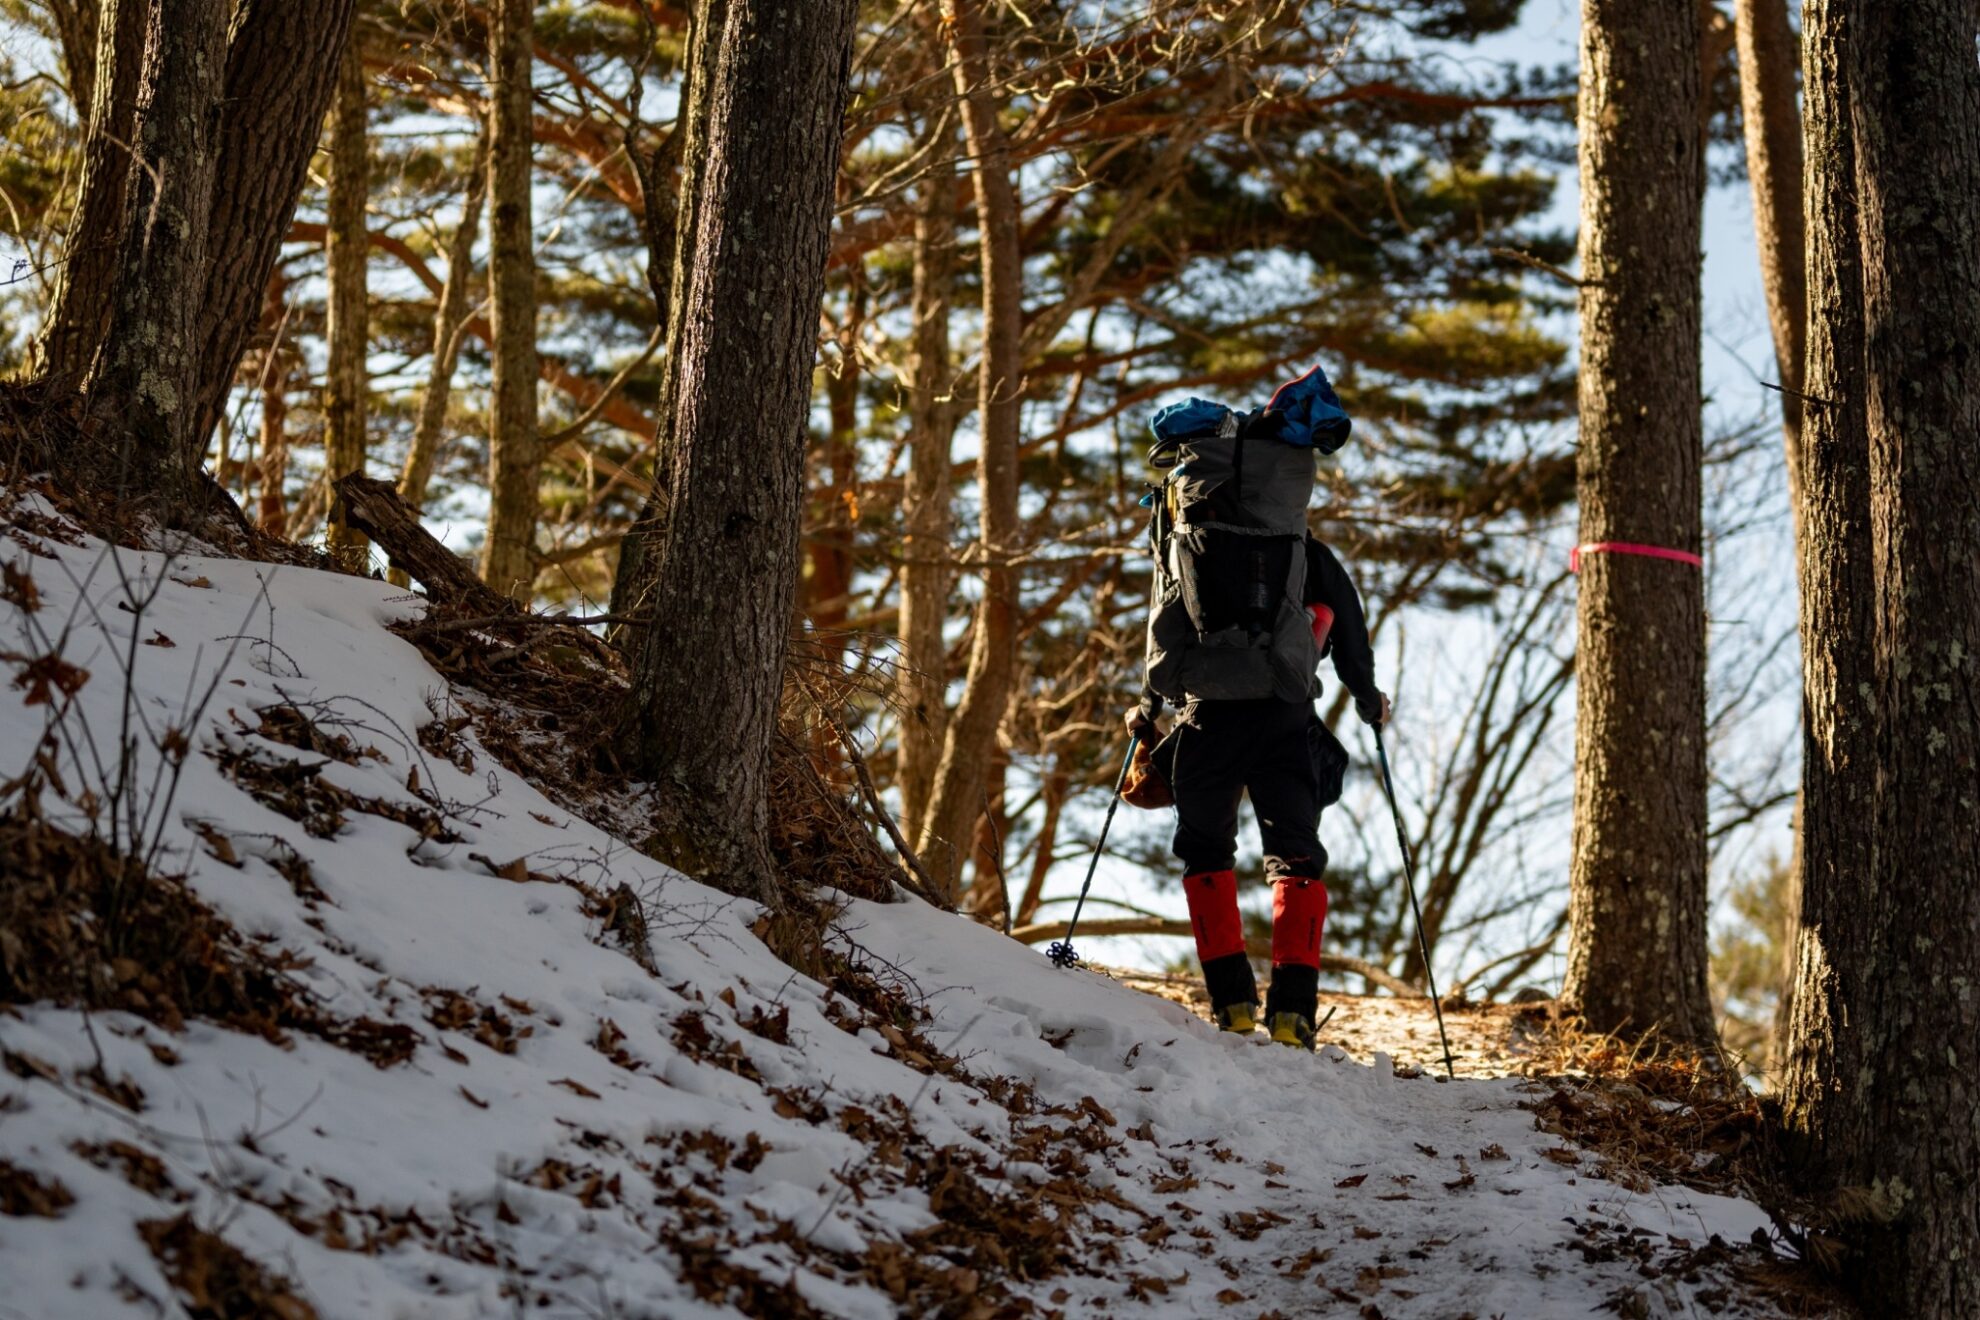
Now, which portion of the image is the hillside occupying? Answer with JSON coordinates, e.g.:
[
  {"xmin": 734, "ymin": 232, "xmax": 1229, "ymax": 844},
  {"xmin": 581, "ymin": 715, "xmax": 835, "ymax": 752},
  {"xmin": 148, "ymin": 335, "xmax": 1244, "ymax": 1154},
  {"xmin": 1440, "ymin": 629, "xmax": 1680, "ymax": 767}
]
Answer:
[{"xmin": 0, "ymin": 494, "xmax": 1809, "ymax": 1318}]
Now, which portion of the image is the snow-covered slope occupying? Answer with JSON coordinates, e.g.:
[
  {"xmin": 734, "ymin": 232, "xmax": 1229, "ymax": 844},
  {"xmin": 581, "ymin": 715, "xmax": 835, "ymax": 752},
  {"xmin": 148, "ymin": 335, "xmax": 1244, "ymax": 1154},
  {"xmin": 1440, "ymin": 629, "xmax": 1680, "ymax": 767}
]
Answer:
[{"xmin": 0, "ymin": 512, "xmax": 1781, "ymax": 1318}]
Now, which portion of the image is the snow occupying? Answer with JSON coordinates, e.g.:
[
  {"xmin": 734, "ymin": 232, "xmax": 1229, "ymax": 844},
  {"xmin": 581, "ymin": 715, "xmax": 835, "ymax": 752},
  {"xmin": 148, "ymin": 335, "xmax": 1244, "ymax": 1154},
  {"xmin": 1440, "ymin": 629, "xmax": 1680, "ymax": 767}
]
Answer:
[{"xmin": 0, "ymin": 513, "xmax": 1782, "ymax": 1319}]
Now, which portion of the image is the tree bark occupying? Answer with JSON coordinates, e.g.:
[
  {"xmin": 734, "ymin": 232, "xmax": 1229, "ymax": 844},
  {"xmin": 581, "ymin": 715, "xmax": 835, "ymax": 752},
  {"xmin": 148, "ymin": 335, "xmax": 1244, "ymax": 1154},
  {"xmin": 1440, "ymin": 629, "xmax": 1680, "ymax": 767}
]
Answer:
[
  {"xmin": 1781, "ymin": 2, "xmax": 1980, "ymax": 1307},
  {"xmin": 810, "ymin": 279, "xmax": 863, "ymax": 660},
  {"xmin": 398, "ymin": 132, "xmax": 490, "ymax": 510},
  {"xmin": 83, "ymin": 0, "xmax": 229, "ymax": 484},
  {"xmin": 1777, "ymin": 0, "xmax": 1878, "ymax": 1211},
  {"xmin": 323, "ymin": 38, "xmax": 370, "ymax": 570},
  {"xmin": 33, "ymin": 0, "xmax": 145, "ymax": 388},
  {"xmin": 189, "ymin": 0, "xmax": 360, "ymax": 450},
  {"xmin": 1733, "ymin": 0, "xmax": 1808, "ymax": 534},
  {"xmin": 918, "ymin": 0, "xmax": 1024, "ymax": 902},
  {"xmin": 45, "ymin": 0, "xmax": 100, "ymax": 110},
  {"xmin": 1560, "ymin": 0, "xmax": 1715, "ymax": 1044},
  {"xmin": 254, "ymin": 273, "xmax": 292, "ymax": 536},
  {"xmin": 482, "ymin": 0, "xmax": 541, "ymax": 600},
  {"xmin": 896, "ymin": 150, "xmax": 958, "ymax": 846},
  {"xmin": 335, "ymin": 474, "xmax": 513, "ymax": 616},
  {"xmin": 607, "ymin": 0, "xmax": 725, "ymax": 631},
  {"xmin": 618, "ymin": 0, "xmax": 859, "ymax": 904}
]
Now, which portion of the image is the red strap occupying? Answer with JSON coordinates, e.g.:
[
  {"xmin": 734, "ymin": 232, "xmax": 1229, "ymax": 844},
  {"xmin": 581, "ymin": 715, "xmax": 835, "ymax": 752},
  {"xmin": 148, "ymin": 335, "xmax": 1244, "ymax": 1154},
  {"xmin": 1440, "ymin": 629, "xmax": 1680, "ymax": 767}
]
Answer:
[{"xmin": 1569, "ymin": 541, "xmax": 1703, "ymax": 574}]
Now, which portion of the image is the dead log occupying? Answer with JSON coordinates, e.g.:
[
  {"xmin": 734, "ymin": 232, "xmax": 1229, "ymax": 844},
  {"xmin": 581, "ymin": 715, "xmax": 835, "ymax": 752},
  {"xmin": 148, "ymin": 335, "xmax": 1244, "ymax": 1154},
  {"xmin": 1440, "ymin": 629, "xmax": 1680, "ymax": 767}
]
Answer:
[{"xmin": 333, "ymin": 473, "xmax": 511, "ymax": 614}]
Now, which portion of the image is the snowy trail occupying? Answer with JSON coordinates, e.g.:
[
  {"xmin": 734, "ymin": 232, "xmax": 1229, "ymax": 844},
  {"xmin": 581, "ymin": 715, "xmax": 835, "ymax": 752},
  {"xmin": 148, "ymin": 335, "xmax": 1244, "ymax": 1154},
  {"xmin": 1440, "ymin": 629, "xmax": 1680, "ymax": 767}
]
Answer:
[{"xmin": 0, "ymin": 515, "xmax": 1778, "ymax": 1318}]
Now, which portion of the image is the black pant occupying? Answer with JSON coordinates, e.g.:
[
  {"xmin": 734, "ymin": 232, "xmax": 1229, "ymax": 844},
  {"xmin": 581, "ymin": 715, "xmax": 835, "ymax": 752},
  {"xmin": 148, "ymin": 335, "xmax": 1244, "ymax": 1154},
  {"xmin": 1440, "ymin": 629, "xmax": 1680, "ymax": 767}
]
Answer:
[{"xmin": 1158, "ymin": 698, "xmax": 1330, "ymax": 882}]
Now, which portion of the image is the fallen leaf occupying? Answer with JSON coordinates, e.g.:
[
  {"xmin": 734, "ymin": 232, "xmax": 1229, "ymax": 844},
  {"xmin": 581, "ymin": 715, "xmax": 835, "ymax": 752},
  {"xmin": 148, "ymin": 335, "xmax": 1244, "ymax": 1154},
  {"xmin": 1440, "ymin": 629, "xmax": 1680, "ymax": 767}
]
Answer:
[
  {"xmin": 1335, "ymin": 1173, "xmax": 1368, "ymax": 1189},
  {"xmin": 460, "ymin": 1086, "xmax": 488, "ymax": 1109},
  {"xmin": 143, "ymin": 631, "xmax": 175, "ymax": 648},
  {"xmin": 551, "ymin": 1078, "xmax": 600, "ymax": 1099}
]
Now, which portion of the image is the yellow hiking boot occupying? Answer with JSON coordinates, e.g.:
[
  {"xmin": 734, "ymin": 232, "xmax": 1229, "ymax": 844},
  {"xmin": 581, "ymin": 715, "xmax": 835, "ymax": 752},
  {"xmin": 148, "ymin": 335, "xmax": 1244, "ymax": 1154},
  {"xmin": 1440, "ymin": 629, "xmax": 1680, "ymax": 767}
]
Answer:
[
  {"xmin": 1267, "ymin": 1011, "xmax": 1315, "ymax": 1051},
  {"xmin": 1216, "ymin": 1002, "xmax": 1258, "ymax": 1035}
]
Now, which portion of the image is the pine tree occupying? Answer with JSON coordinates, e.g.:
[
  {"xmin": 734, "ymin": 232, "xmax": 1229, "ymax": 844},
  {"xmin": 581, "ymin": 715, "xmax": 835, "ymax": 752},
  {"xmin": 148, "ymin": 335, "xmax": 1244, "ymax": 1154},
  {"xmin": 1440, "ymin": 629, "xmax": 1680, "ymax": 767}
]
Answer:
[
  {"xmin": 1559, "ymin": 0, "xmax": 1714, "ymax": 1043},
  {"xmin": 323, "ymin": 35, "xmax": 371, "ymax": 568},
  {"xmin": 619, "ymin": 0, "xmax": 860, "ymax": 903},
  {"xmin": 483, "ymin": 0, "xmax": 541, "ymax": 600},
  {"xmin": 1780, "ymin": 0, "xmax": 1980, "ymax": 1306}
]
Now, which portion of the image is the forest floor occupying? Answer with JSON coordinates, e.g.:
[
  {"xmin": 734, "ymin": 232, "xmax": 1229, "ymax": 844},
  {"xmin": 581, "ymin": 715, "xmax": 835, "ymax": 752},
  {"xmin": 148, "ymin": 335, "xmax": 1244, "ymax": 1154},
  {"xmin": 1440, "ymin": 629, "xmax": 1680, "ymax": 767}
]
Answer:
[{"xmin": 0, "ymin": 483, "xmax": 1847, "ymax": 1319}]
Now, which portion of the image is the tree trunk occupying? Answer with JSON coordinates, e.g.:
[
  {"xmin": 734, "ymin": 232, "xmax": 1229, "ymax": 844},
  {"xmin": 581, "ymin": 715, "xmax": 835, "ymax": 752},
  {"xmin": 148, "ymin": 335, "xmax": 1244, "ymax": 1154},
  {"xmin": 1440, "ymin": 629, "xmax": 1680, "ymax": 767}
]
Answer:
[
  {"xmin": 190, "ymin": 0, "xmax": 359, "ymax": 450},
  {"xmin": 810, "ymin": 280, "xmax": 863, "ymax": 660},
  {"xmin": 398, "ymin": 132, "xmax": 489, "ymax": 510},
  {"xmin": 608, "ymin": 0, "xmax": 725, "ymax": 631},
  {"xmin": 1015, "ymin": 758, "xmax": 1067, "ymax": 926},
  {"xmin": 896, "ymin": 152, "xmax": 958, "ymax": 846},
  {"xmin": 83, "ymin": 0, "xmax": 229, "ymax": 485},
  {"xmin": 1781, "ymin": 2, "xmax": 1980, "ymax": 1307},
  {"xmin": 45, "ymin": 0, "xmax": 100, "ymax": 110},
  {"xmin": 965, "ymin": 743, "xmax": 1010, "ymax": 924},
  {"xmin": 254, "ymin": 273, "xmax": 292, "ymax": 536},
  {"xmin": 1560, "ymin": 0, "xmax": 1715, "ymax": 1044},
  {"xmin": 1733, "ymin": 0, "xmax": 1808, "ymax": 533},
  {"xmin": 618, "ymin": 0, "xmax": 859, "ymax": 904},
  {"xmin": 323, "ymin": 38, "xmax": 370, "ymax": 570},
  {"xmin": 1777, "ymin": 0, "xmax": 1878, "ymax": 1214},
  {"xmin": 33, "ymin": 0, "xmax": 145, "ymax": 388},
  {"xmin": 482, "ymin": 0, "xmax": 541, "ymax": 600},
  {"xmin": 918, "ymin": 0, "xmax": 1024, "ymax": 902}
]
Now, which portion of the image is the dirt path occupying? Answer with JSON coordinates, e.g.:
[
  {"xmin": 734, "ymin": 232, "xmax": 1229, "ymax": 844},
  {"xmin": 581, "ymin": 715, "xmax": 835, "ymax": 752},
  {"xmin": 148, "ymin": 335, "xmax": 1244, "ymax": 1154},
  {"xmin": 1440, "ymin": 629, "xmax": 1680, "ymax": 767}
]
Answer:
[{"xmin": 1099, "ymin": 965, "xmax": 1570, "ymax": 1077}]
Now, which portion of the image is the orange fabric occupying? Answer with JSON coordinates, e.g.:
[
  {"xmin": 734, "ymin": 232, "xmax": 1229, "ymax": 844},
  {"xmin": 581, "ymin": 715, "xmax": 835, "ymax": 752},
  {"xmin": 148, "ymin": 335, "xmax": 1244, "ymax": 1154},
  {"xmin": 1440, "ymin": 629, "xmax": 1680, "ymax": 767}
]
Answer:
[
  {"xmin": 1120, "ymin": 738, "xmax": 1173, "ymax": 809},
  {"xmin": 1183, "ymin": 870, "xmax": 1245, "ymax": 962},
  {"xmin": 1271, "ymin": 876, "xmax": 1328, "ymax": 968}
]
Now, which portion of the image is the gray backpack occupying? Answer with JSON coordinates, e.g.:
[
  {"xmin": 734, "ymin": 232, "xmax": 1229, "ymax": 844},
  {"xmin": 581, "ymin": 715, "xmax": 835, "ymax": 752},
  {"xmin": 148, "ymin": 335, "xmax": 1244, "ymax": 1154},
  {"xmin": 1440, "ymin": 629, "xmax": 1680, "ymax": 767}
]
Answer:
[{"xmin": 1143, "ymin": 404, "xmax": 1321, "ymax": 704}]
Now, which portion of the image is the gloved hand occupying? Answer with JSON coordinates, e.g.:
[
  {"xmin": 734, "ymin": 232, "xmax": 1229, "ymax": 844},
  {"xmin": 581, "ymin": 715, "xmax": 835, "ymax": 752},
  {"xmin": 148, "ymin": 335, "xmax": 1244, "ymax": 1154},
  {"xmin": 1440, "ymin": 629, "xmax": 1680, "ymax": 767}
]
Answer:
[
  {"xmin": 1125, "ymin": 706, "xmax": 1155, "ymax": 740},
  {"xmin": 1356, "ymin": 689, "xmax": 1392, "ymax": 728}
]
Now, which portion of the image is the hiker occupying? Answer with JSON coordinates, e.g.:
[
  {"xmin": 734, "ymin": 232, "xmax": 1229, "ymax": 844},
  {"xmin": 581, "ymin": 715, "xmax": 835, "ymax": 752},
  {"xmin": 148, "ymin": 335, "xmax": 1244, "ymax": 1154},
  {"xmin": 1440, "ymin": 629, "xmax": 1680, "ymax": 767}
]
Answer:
[{"xmin": 1128, "ymin": 367, "xmax": 1388, "ymax": 1051}]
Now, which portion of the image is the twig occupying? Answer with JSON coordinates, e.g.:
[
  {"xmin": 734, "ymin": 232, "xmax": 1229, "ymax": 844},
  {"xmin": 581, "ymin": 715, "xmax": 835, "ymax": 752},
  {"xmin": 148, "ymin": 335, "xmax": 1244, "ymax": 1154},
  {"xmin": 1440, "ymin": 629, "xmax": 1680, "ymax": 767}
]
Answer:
[
  {"xmin": 1488, "ymin": 246, "xmax": 1585, "ymax": 288},
  {"xmin": 1758, "ymin": 379, "xmax": 1831, "ymax": 411},
  {"xmin": 805, "ymin": 689, "xmax": 949, "ymax": 910}
]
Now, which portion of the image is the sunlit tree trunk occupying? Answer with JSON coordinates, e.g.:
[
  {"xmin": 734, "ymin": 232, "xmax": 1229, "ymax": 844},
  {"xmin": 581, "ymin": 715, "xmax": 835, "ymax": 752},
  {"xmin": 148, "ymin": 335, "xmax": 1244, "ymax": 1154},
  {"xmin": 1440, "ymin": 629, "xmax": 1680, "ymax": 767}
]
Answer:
[
  {"xmin": 323, "ymin": 38, "xmax": 370, "ymax": 569},
  {"xmin": 896, "ymin": 151, "xmax": 958, "ymax": 847},
  {"xmin": 254, "ymin": 273, "xmax": 292, "ymax": 536},
  {"xmin": 1560, "ymin": 0, "xmax": 1714, "ymax": 1044},
  {"xmin": 1733, "ymin": 0, "xmax": 1815, "ymax": 1054},
  {"xmin": 1734, "ymin": 0, "xmax": 1808, "ymax": 529},
  {"xmin": 1780, "ymin": 2, "xmax": 1980, "ymax": 1306},
  {"xmin": 810, "ymin": 279, "xmax": 863, "ymax": 660},
  {"xmin": 918, "ymin": 0, "xmax": 1024, "ymax": 901},
  {"xmin": 619, "ymin": 0, "xmax": 859, "ymax": 904},
  {"xmin": 399, "ymin": 131, "xmax": 489, "ymax": 511},
  {"xmin": 34, "ymin": 0, "xmax": 144, "ymax": 387},
  {"xmin": 482, "ymin": 0, "xmax": 541, "ymax": 599}
]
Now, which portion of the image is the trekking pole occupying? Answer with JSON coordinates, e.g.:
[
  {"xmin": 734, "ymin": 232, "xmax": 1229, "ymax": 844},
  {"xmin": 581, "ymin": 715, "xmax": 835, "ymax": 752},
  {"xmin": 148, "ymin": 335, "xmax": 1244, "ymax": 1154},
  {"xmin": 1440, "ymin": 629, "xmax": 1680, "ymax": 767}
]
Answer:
[
  {"xmin": 1046, "ymin": 735, "xmax": 1141, "ymax": 970},
  {"xmin": 1373, "ymin": 725, "xmax": 1456, "ymax": 1079}
]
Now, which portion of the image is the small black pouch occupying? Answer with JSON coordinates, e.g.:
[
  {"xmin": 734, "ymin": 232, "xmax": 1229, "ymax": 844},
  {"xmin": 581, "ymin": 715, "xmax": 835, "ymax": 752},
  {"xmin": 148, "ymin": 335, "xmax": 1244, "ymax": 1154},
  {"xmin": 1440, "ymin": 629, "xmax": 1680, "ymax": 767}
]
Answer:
[{"xmin": 1308, "ymin": 716, "xmax": 1349, "ymax": 808}]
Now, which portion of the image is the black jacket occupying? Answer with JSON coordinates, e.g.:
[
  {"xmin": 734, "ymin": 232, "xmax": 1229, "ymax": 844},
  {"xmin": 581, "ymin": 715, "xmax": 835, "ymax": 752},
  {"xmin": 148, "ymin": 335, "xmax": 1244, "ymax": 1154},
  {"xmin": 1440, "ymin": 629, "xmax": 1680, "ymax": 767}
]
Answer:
[{"xmin": 1302, "ymin": 535, "xmax": 1379, "ymax": 711}]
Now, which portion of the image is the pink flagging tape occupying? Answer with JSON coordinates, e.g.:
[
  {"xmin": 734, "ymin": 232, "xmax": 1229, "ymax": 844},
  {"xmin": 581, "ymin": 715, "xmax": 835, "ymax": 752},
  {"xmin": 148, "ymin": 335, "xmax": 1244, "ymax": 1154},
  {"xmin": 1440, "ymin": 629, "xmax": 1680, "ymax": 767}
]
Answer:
[{"xmin": 1569, "ymin": 541, "xmax": 1704, "ymax": 573}]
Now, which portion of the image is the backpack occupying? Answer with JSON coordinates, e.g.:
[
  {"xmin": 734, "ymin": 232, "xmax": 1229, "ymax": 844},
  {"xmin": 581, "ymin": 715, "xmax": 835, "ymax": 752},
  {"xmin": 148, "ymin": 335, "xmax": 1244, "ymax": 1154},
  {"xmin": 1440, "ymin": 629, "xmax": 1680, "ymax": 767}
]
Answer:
[{"xmin": 1142, "ymin": 366, "xmax": 1351, "ymax": 705}]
